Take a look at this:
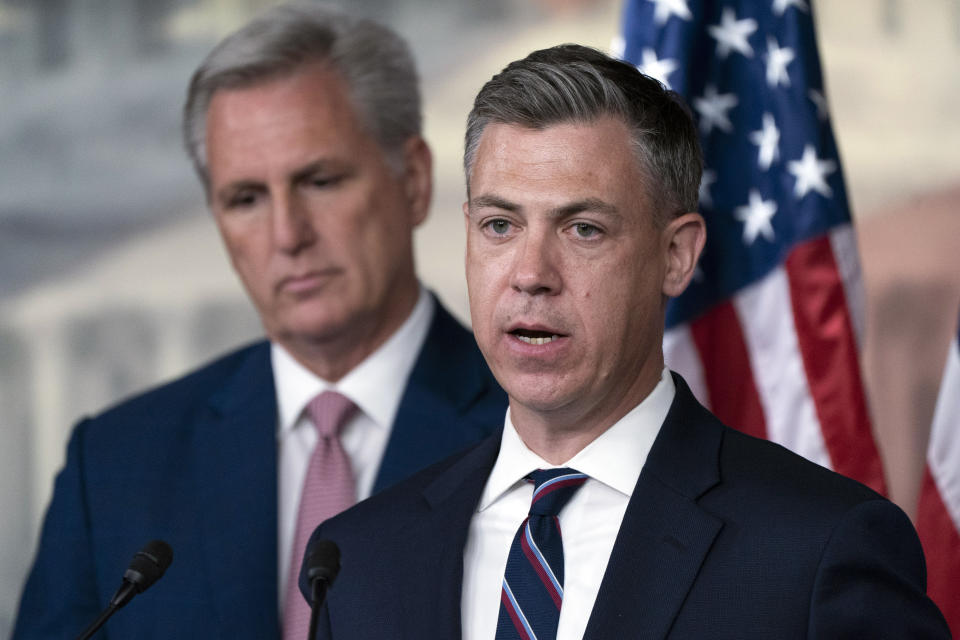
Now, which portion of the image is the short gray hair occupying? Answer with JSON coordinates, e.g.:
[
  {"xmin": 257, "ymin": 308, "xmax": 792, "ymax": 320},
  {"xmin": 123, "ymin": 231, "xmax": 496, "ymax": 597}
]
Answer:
[
  {"xmin": 464, "ymin": 44, "xmax": 701, "ymax": 223},
  {"xmin": 184, "ymin": 2, "xmax": 421, "ymax": 191}
]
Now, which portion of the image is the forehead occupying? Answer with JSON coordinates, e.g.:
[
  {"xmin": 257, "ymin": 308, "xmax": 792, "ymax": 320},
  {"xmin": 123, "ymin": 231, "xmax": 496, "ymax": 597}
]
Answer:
[
  {"xmin": 470, "ymin": 117, "xmax": 651, "ymax": 217},
  {"xmin": 204, "ymin": 63, "xmax": 379, "ymax": 183},
  {"xmin": 468, "ymin": 118, "xmax": 650, "ymax": 211},
  {"xmin": 208, "ymin": 62, "xmax": 357, "ymax": 126}
]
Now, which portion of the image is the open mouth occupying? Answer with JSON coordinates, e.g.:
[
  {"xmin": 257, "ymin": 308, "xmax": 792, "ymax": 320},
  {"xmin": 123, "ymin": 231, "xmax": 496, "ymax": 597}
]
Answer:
[{"xmin": 510, "ymin": 328, "xmax": 563, "ymax": 345}]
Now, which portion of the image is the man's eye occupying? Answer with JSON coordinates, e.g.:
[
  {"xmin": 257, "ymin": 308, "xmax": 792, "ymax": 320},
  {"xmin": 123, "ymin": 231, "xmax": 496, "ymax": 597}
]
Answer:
[
  {"xmin": 573, "ymin": 222, "xmax": 600, "ymax": 238},
  {"xmin": 226, "ymin": 192, "xmax": 259, "ymax": 209},
  {"xmin": 309, "ymin": 174, "xmax": 343, "ymax": 189},
  {"xmin": 486, "ymin": 219, "xmax": 512, "ymax": 235}
]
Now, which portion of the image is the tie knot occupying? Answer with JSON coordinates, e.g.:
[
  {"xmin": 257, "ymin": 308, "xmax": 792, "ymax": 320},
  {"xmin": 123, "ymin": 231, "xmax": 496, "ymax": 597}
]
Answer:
[
  {"xmin": 526, "ymin": 468, "xmax": 588, "ymax": 516},
  {"xmin": 306, "ymin": 391, "xmax": 357, "ymax": 438}
]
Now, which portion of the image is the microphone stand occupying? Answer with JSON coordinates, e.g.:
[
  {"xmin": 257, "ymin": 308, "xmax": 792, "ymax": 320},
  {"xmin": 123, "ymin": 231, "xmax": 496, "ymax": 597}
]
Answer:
[
  {"xmin": 307, "ymin": 578, "xmax": 329, "ymax": 640},
  {"xmin": 76, "ymin": 579, "xmax": 138, "ymax": 640},
  {"xmin": 76, "ymin": 605, "xmax": 118, "ymax": 640},
  {"xmin": 303, "ymin": 539, "xmax": 340, "ymax": 640},
  {"xmin": 73, "ymin": 540, "xmax": 173, "ymax": 640}
]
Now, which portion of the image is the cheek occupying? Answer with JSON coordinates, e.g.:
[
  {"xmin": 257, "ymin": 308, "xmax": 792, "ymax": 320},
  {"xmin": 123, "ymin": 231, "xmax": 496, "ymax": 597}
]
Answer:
[
  {"xmin": 465, "ymin": 271, "xmax": 486, "ymax": 326},
  {"xmin": 467, "ymin": 258, "xmax": 502, "ymax": 302},
  {"xmin": 466, "ymin": 270, "xmax": 501, "ymax": 338},
  {"xmin": 217, "ymin": 211, "xmax": 264, "ymax": 251},
  {"xmin": 464, "ymin": 244, "xmax": 485, "ymax": 297},
  {"xmin": 220, "ymin": 229, "xmax": 258, "ymax": 275},
  {"xmin": 355, "ymin": 199, "xmax": 413, "ymax": 262},
  {"xmin": 580, "ymin": 273, "xmax": 634, "ymax": 334}
]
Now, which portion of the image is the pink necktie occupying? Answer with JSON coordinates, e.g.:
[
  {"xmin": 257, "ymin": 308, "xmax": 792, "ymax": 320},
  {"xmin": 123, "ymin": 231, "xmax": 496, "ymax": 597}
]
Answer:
[{"xmin": 282, "ymin": 391, "xmax": 358, "ymax": 640}]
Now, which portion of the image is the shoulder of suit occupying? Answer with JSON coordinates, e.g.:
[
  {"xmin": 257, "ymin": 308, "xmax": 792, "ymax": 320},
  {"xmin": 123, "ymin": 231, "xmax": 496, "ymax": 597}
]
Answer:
[
  {"xmin": 716, "ymin": 424, "xmax": 884, "ymax": 510},
  {"xmin": 78, "ymin": 340, "xmax": 270, "ymax": 431},
  {"xmin": 666, "ymin": 374, "xmax": 884, "ymax": 510}
]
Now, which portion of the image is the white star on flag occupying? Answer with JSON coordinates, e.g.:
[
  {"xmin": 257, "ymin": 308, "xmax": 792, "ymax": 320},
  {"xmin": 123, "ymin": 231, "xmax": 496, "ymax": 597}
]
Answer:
[
  {"xmin": 648, "ymin": 0, "xmax": 692, "ymax": 25},
  {"xmin": 766, "ymin": 37, "xmax": 795, "ymax": 87},
  {"xmin": 749, "ymin": 112, "xmax": 780, "ymax": 170},
  {"xmin": 638, "ymin": 48, "xmax": 679, "ymax": 88},
  {"xmin": 772, "ymin": 0, "xmax": 809, "ymax": 15},
  {"xmin": 693, "ymin": 85, "xmax": 738, "ymax": 134},
  {"xmin": 808, "ymin": 89, "xmax": 829, "ymax": 121},
  {"xmin": 735, "ymin": 189, "xmax": 777, "ymax": 244},
  {"xmin": 698, "ymin": 168, "xmax": 717, "ymax": 207},
  {"xmin": 788, "ymin": 144, "xmax": 836, "ymax": 198},
  {"xmin": 708, "ymin": 7, "xmax": 758, "ymax": 59}
]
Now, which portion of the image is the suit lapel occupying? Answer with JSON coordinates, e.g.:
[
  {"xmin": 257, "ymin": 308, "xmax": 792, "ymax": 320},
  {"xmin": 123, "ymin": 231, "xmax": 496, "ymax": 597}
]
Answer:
[
  {"xmin": 395, "ymin": 434, "xmax": 502, "ymax": 639},
  {"xmin": 583, "ymin": 374, "xmax": 724, "ymax": 640},
  {"xmin": 193, "ymin": 343, "xmax": 280, "ymax": 638},
  {"xmin": 374, "ymin": 298, "xmax": 501, "ymax": 493}
]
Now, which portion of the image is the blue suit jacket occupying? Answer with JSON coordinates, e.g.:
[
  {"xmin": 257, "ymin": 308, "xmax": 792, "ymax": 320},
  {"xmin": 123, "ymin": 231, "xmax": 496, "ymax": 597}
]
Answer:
[
  {"xmin": 302, "ymin": 373, "xmax": 950, "ymax": 639},
  {"xmin": 13, "ymin": 299, "xmax": 506, "ymax": 639}
]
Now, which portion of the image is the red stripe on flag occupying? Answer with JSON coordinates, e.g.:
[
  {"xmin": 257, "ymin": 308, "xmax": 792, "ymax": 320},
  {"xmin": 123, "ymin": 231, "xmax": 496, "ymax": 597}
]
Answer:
[
  {"xmin": 916, "ymin": 468, "xmax": 960, "ymax": 637},
  {"xmin": 690, "ymin": 301, "xmax": 768, "ymax": 440},
  {"xmin": 784, "ymin": 236, "xmax": 886, "ymax": 494}
]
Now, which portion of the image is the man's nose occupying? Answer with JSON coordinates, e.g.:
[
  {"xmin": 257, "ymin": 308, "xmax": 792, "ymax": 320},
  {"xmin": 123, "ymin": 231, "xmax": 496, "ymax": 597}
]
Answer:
[
  {"xmin": 509, "ymin": 229, "xmax": 562, "ymax": 296},
  {"xmin": 272, "ymin": 192, "xmax": 317, "ymax": 254}
]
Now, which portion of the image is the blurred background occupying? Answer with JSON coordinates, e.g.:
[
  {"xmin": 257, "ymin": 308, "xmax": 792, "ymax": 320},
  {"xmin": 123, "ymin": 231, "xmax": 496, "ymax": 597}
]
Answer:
[{"xmin": 0, "ymin": 0, "xmax": 958, "ymax": 631}]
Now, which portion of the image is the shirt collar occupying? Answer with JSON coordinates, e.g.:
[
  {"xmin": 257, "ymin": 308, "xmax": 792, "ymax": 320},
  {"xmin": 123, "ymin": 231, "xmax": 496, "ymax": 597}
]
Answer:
[
  {"xmin": 272, "ymin": 286, "xmax": 434, "ymax": 435},
  {"xmin": 478, "ymin": 368, "xmax": 676, "ymax": 510}
]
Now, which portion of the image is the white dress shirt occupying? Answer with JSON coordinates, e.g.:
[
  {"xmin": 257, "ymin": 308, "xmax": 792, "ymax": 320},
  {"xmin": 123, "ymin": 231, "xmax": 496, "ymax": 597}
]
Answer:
[
  {"xmin": 461, "ymin": 368, "xmax": 675, "ymax": 640},
  {"xmin": 273, "ymin": 287, "xmax": 434, "ymax": 609}
]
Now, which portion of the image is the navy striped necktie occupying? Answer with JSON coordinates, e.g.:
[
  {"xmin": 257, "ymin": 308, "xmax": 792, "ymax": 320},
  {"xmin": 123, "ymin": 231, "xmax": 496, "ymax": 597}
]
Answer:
[{"xmin": 496, "ymin": 468, "xmax": 589, "ymax": 640}]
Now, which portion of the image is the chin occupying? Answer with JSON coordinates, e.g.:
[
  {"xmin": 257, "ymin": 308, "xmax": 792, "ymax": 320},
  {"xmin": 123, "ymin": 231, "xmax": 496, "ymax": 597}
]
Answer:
[
  {"xmin": 272, "ymin": 311, "xmax": 354, "ymax": 346},
  {"xmin": 502, "ymin": 375, "xmax": 575, "ymax": 414}
]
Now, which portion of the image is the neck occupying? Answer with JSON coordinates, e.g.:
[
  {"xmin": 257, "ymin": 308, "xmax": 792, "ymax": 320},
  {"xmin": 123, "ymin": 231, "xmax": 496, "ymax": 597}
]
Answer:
[
  {"xmin": 510, "ymin": 368, "xmax": 663, "ymax": 465},
  {"xmin": 510, "ymin": 418, "xmax": 605, "ymax": 465}
]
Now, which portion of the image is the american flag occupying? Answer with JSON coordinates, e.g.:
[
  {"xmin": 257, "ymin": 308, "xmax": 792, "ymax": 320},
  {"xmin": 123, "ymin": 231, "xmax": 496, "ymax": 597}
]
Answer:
[
  {"xmin": 614, "ymin": 0, "xmax": 886, "ymax": 493},
  {"xmin": 916, "ymin": 309, "xmax": 960, "ymax": 636}
]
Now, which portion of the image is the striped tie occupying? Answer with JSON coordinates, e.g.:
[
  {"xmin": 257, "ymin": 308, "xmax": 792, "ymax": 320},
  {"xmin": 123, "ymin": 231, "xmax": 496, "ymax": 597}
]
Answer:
[{"xmin": 496, "ymin": 468, "xmax": 588, "ymax": 640}]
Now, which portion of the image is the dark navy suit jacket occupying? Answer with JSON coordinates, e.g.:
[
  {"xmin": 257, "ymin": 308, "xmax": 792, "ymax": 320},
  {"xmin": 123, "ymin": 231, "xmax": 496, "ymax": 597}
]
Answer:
[
  {"xmin": 302, "ymin": 373, "xmax": 950, "ymax": 639},
  {"xmin": 13, "ymin": 300, "xmax": 506, "ymax": 639}
]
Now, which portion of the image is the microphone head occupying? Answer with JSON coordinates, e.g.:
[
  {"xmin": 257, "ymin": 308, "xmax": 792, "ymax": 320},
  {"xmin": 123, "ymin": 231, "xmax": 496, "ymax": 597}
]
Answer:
[
  {"xmin": 305, "ymin": 539, "xmax": 341, "ymax": 590},
  {"xmin": 123, "ymin": 540, "xmax": 173, "ymax": 593}
]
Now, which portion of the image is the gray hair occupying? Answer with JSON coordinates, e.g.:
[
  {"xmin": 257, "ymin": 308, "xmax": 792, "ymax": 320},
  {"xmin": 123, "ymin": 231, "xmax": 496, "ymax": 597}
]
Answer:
[
  {"xmin": 183, "ymin": 2, "xmax": 421, "ymax": 191},
  {"xmin": 464, "ymin": 44, "xmax": 702, "ymax": 223}
]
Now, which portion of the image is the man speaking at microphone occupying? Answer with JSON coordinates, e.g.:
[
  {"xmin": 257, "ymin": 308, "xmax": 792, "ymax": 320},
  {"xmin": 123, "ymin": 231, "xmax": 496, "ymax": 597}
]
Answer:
[
  {"xmin": 12, "ymin": 4, "xmax": 504, "ymax": 639},
  {"xmin": 300, "ymin": 44, "xmax": 949, "ymax": 638}
]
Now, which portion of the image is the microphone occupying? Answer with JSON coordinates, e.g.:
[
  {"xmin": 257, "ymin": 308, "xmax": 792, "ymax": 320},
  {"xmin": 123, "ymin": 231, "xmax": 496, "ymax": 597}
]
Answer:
[
  {"xmin": 305, "ymin": 539, "xmax": 340, "ymax": 640},
  {"xmin": 76, "ymin": 540, "xmax": 173, "ymax": 640}
]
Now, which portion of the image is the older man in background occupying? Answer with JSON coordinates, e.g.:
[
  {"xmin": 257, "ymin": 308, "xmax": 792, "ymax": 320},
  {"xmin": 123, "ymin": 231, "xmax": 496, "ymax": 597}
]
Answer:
[{"xmin": 13, "ymin": 4, "xmax": 504, "ymax": 639}]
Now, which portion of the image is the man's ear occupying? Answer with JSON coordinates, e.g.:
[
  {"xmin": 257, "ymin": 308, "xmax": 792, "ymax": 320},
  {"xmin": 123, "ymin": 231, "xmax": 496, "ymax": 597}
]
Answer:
[
  {"xmin": 662, "ymin": 212, "xmax": 706, "ymax": 298},
  {"xmin": 401, "ymin": 136, "xmax": 433, "ymax": 227}
]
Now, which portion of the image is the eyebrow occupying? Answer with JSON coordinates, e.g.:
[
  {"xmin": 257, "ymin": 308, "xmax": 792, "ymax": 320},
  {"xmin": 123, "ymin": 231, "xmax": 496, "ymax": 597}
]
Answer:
[
  {"xmin": 469, "ymin": 193, "xmax": 621, "ymax": 220},
  {"xmin": 469, "ymin": 194, "xmax": 519, "ymax": 212},
  {"xmin": 551, "ymin": 197, "xmax": 620, "ymax": 220}
]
